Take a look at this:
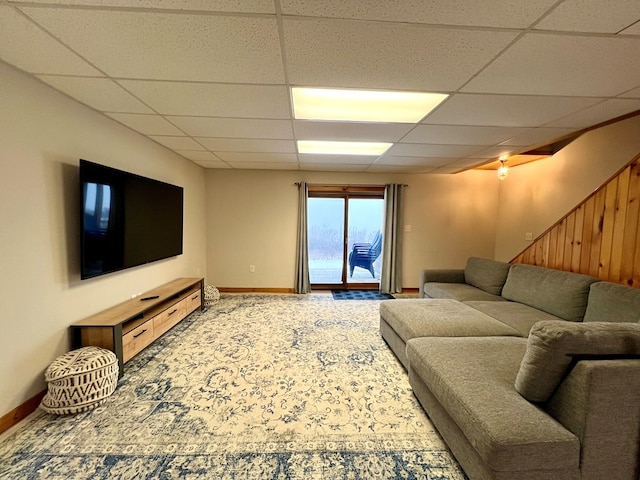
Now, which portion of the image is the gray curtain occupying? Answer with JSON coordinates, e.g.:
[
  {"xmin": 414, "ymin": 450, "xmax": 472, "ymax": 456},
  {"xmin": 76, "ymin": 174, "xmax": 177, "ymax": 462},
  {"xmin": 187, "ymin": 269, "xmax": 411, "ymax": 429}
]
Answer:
[
  {"xmin": 294, "ymin": 182, "xmax": 311, "ymax": 294},
  {"xmin": 380, "ymin": 184, "xmax": 404, "ymax": 294}
]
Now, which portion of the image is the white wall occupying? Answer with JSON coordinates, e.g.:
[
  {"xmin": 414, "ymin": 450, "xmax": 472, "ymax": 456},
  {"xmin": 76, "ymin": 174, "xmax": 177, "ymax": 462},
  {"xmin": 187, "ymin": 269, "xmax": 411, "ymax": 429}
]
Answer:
[
  {"xmin": 206, "ymin": 168, "xmax": 500, "ymax": 290},
  {"xmin": 495, "ymin": 114, "xmax": 640, "ymax": 261},
  {"xmin": 0, "ymin": 62, "xmax": 207, "ymax": 417}
]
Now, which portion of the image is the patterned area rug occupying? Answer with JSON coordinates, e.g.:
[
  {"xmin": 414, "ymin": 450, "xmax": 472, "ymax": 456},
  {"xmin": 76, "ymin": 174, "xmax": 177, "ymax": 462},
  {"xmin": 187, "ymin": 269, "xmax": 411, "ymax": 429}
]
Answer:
[
  {"xmin": 0, "ymin": 294, "xmax": 466, "ymax": 479},
  {"xmin": 331, "ymin": 290, "xmax": 394, "ymax": 300}
]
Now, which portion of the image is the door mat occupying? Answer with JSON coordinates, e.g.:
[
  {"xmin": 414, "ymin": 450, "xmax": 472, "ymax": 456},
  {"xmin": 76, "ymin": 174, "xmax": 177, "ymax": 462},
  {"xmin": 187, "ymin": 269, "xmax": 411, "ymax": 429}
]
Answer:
[{"xmin": 331, "ymin": 290, "xmax": 394, "ymax": 300}]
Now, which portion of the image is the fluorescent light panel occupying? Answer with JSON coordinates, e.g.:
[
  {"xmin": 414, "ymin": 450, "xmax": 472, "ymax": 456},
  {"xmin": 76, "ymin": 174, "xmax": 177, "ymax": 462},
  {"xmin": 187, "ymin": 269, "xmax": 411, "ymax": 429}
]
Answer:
[
  {"xmin": 298, "ymin": 140, "xmax": 392, "ymax": 156},
  {"xmin": 292, "ymin": 87, "xmax": 448, "ymax": 123}
]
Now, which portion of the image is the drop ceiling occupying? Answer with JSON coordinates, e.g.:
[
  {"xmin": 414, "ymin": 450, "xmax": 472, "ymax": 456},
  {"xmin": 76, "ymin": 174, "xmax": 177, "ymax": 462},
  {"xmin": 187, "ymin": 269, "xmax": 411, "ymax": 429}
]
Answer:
[{"xmin": 1, "ymin": 0, "xmax": 639, "ymax": 173}]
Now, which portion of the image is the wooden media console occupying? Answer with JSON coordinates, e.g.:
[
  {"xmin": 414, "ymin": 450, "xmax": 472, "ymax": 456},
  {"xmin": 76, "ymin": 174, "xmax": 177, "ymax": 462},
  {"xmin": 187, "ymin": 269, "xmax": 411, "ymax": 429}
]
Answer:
[{"xmin": 70, "ymin": 277, "xmax": 204, "ymax": 376}]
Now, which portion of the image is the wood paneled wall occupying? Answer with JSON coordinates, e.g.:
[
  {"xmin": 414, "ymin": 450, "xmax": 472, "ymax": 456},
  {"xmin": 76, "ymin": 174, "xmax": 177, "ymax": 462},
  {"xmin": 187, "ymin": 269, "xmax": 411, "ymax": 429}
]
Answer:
[{"xmin": 512, "ymin": 155, "xmax": 640, "ymax": 288}]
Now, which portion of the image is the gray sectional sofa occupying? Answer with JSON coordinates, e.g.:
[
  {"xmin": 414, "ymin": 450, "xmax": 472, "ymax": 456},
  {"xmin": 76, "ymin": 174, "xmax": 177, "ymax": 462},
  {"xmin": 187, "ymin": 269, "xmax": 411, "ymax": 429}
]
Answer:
[{"xmin": 380, "ymin": 258, "xmax": 640, "ymax": 480}]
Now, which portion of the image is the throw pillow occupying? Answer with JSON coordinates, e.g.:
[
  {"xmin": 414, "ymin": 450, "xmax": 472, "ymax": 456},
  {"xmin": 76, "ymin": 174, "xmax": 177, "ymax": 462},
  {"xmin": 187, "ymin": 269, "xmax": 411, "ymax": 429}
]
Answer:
[{"xmin": 515, "ymin": 320, "xmax": 640, "ymax": 403}]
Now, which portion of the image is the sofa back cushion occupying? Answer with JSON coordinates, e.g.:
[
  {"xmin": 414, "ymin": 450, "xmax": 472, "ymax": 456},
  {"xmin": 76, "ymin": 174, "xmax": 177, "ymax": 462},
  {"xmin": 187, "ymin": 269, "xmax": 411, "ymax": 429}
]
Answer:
[
  {"xmin": 583, "ymin": 281, "xmax": 640, "ymax": 323},
  {"xmin": 515, "ymin": 320, "xmax": 640, "ymax": 402},
  {"xmin": 463, "ymin": 257, "xmax": 511, "ymax": 296},
  {"xmin": 501, "ymin": 264, "xmax": 597, "ymax": 321}
]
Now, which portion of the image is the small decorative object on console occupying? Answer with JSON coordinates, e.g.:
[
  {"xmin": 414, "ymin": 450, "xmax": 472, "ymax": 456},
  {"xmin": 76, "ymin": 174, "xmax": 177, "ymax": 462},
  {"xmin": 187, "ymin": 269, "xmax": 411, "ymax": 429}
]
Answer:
[{"xmin": 40, "ymin": 346, "xmax": 119, "ymax": 415}]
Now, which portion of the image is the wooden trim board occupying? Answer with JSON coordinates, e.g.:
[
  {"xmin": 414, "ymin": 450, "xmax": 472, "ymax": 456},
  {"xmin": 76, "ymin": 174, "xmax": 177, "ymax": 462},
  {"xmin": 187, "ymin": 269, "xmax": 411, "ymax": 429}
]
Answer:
[{"xmin": 0, "ymin": 389, "xmax": 46, "ymax": 436}]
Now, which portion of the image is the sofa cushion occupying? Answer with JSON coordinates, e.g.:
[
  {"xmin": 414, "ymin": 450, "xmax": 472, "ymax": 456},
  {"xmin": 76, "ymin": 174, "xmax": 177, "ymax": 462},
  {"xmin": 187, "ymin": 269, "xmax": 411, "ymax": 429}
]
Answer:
[
  {"xmin": 501, "ymin": 264, "xmax": 597, "ymax": 321},
  {"xmin": 380, "ymin": 299, "xmax": 519, "ymax": 343},
  {"xmin": 463, "ymin": 257, "xmax": 511, "ymax": 296},
  {"xmin": 423, "ymin": 283, "xmax": 506, "ymax": 302},
  {"xmin": 407, "ymin": 336, "xmax": 579, "ymax": 473},
  {"xmin": 464, "ymin": 300, "xmax": 562, "ymax": 337},
  {"xmin": 515, "ymin": 320, "xmax": 640, "ymax": 402},
  {"xmin": 583, "ymin": 281, "xmax": 640, "ymax": 323}
]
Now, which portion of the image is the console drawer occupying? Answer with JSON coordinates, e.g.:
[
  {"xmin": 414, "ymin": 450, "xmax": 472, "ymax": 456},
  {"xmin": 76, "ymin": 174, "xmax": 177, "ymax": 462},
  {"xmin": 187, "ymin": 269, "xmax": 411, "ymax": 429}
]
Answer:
[
  {"xmin": 153, "ymin": 300, "xmax": 187, "ymax": 338},
  {"xmin": 186, "ymin": 289, "xmax": 202, "ymax": 313},
  {"xmin": 123, "ymin": 321, "xmax": 154, "ymax": 362}
]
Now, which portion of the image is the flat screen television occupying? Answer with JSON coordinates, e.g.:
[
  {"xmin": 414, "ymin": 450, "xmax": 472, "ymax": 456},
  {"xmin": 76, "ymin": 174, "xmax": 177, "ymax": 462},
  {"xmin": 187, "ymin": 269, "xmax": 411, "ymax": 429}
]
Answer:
[{"xmin": 80, "ymin": 159, "xmax": 184, "ymax": 280}]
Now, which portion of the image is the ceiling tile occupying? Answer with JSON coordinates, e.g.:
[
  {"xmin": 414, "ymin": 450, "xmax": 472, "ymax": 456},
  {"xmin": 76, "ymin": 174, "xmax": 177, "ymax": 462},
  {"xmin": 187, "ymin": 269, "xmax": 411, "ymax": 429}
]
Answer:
[
  {"xmin": 215, "ymin": 153, "xmax": 298, "ymax": 163},
  {"xmin": 192, "ymin": 159, "xmax": 231, "ymax": 169},
  {"xmin": 298, "ymin": 154, "xmax": 376, "ymax": 165},
  {"xmin": 402, "ymin": 125, "xmax": 529, "ymax": 145},
  {"xmin": 227, "ymin": 162, "xmax": 298, "ymax": 170},
  {"xmin": 498, "ymin": 127, "xmax": 579, "ymax": 147},
  {"xmin": 37, "ymin": 75, "xmax": 154, "ymax": 113},
  {"xmin": 429, "ymin": 164, "xmax": 470, "ymax": 174},
  {"xmin": 366, "ymin": 164, "xmax": 434, "ymax": 173},
  {"xmin": 20, "ymin": 8, "xmax": 284, "ymax": 83},
  {"xmin": 621, "ymin": 21, "xmax": 640, "ymax": 35},
  {"xmin": 168, "ymin": 117, "xmax": 293, "ymax": 139},
  {"xmin": 621, "ymin": 87, "xmax": 640, "ymax": 98},
  {"xmin": 387, "ymin": 143, "xmax": 484, "ymax": 158},
  {"xmin": 456, "ymin": 158, "xmax": 494, "ymax": 169},
  {"xmin": 294, "ymin": 121, "xmax": 413, "ymax": 142},
  {"xmin": 424, "ymin": 94, "xmax": 601, "ymax": 127},
  {"xmin": 545, "ymin": 99, "xmax": 640, "ymax": 128},
  {"xmin": 117, "ymin": 81, "xmax": 291, "ymax": 118},
  {"xmin": 11, "ymin": 0, "xmax": 275, "ymax": 14},
  {"xmin": 281, "ymin": 0, "xmax": 558, "ymax": 28},
  {"xmin": 463, "ymin": 33, "xmax": 640, "ymax": 97},
  {"xmin": 174, "ymin": 151, "xmax": 220, "ymax": 162},
  {"xmin": 472, "ymin": 145, "xmax": 524, "ymax": 160},
  {"xmin": 0, "ymin": 6, "xmax": 101, "ymax": 76},
  {"xmin": 534, "ymin": 0, "xmax": 640, "ymax": 33},
  {"xmin": 149, "ymin": 136, "xmax": 205, "ymax": 150},
  {"xmin": 300, "ymin": 163, "xmax": 369, "ymax": 172},
  {"xmin": 283, "ymin": 18, "xmax": 518, "ymax": 91},
  {"xmin": 375, "ymin": 156, "xmax": 452, "ymax": 167},
  {"xmin": 197, "ymin": 138, "xmax": 296, "ymax": 153},
  {"xmin": 106, "ymin": 113, "xmax": 183, "ymax": 135}
]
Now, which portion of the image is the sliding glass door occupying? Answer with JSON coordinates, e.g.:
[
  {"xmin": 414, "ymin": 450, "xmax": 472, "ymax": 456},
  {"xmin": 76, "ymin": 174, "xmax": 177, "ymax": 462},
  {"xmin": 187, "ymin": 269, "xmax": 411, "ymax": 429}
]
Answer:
[
  {"xmin": 307, "ymin": 197, "xmax": 345, "ymax": 285},
  {"xmin": 307, "ymin": 187, "xmax": 384, "ymax": 289}
]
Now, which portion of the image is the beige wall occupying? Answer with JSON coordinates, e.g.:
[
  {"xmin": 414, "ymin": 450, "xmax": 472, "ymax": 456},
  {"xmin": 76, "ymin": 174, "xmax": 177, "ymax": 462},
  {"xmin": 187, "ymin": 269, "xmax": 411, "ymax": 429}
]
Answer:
[
  {"xmin": 206, "ymin": 168, "xmax": 500, "ymax": 290},
  {"xmin": 495, "ymin": 114, "xmax": 640, "ymax": 261},
  {"xmin": 0, "ymin": 62, "xmax": 207, "ymax": 417}
]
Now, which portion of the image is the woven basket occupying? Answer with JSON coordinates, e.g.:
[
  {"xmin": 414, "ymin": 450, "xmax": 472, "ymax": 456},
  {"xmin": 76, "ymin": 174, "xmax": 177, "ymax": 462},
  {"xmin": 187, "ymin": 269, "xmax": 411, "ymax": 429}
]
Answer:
[
  {"xmin": 204, "ymin": 284, "xmax": 220, "ymax": 307},
  {"xmin": 40, "ymin": 346, "xmax": 119, "ymax": 415}
]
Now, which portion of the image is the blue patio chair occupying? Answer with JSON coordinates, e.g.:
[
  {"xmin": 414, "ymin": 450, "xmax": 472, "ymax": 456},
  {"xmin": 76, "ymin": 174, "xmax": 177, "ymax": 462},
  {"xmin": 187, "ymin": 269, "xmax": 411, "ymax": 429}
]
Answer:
[{"xmin": 348, "ymin": 231, "xmax": 382, "ymax": 278}]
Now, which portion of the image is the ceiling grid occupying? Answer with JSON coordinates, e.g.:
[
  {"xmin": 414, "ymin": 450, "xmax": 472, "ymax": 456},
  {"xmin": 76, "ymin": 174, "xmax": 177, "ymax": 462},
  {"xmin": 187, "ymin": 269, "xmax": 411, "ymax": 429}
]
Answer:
[{"xmin": 0, "ymin": 0, "xmax": 639, "ymax": 173}]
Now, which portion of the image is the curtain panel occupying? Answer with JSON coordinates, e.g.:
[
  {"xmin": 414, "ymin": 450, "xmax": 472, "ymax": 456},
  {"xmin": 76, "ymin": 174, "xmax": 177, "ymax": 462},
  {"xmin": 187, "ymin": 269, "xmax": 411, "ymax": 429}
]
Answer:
[
  {"xmin": 294, "ymin": 182, "xmax": 311, "ymax": 294},
  {"xmin": 380, "ymin": 184, "xmax": 404, "ymax": 294}
]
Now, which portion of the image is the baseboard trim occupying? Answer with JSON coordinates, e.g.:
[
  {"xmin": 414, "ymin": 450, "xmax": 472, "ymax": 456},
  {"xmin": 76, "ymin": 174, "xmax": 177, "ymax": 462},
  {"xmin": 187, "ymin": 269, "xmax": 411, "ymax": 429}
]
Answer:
[
  {"xmin": 218, "ymin": 287, "xmax": 295, "ymax": 294},
  {"xmin": 0, "ymin": 389, "xmax": 46, "ymax": 436}
]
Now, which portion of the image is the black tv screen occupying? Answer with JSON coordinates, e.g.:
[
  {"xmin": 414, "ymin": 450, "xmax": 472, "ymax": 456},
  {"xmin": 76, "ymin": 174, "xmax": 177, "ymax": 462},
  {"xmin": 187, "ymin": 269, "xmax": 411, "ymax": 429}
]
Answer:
[{"xmin": 80, "ymin": 159, "xmax": 184, "ymax": 279}]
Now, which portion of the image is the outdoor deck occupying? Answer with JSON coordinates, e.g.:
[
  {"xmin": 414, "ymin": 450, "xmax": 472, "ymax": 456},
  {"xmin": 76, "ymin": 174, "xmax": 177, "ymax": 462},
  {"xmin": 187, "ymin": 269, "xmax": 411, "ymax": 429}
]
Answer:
[{"xmin": 309, "ymin": 259, "xmax": 381, "ymax": 285}]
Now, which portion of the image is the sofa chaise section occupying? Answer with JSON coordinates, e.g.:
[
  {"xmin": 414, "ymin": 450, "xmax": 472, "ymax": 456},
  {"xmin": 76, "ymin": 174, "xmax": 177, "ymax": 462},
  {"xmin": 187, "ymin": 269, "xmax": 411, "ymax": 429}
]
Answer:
[{"xmin": 407, "ymin": 322, "xmax": 640, "ymax": 480}]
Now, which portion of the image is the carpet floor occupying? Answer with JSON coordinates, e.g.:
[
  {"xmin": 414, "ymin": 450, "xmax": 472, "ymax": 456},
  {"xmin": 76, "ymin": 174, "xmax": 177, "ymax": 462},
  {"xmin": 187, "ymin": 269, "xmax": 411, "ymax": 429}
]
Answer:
[{"xmin": 0, "ymin": 294, "xmax": 466, "ymax": 479}]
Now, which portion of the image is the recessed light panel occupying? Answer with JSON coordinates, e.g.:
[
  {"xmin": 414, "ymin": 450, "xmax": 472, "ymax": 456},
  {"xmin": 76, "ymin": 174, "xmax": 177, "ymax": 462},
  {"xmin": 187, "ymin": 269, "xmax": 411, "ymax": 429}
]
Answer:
[
  {"xmin": 292, "ymin": 87, "xmax": 448, "ymax": 123},
  {"xmin": 297, "ymin": 140, "xmax": 392, "ymax": 155}
]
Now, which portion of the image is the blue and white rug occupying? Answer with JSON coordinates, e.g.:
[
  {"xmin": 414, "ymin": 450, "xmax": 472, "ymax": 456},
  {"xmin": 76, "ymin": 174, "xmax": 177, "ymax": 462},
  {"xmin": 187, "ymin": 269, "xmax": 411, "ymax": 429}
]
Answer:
[{"xmin": 0, "ymin": 294, "xmax": 466, "ymax": 479}]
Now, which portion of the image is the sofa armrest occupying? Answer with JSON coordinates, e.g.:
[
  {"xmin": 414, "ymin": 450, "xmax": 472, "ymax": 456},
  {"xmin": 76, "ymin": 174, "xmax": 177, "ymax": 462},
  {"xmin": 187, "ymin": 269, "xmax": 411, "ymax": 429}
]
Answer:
[
  {"xmin": 419, "ymin": 269, "xmax": 465, "ymax": 297},
  {"xmin": 545, "ymin": 359, "xmax": 640, "ymax": 480}
]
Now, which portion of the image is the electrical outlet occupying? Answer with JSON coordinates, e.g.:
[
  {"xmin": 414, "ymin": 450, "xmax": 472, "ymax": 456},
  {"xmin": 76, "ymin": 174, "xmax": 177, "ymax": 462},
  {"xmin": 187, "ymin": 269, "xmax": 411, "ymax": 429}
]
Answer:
[
  {"xmin": 525, "ymin": 232, "xmax": 533, "ymax": 241},
  {"xmin": 249, "ymin": 265, "xmax": 255, "ymax": 273}
]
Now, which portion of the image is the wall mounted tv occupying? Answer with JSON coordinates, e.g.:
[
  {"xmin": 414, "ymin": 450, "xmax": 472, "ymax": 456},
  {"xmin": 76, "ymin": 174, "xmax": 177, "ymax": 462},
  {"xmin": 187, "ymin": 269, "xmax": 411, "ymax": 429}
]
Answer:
[{"xmin": 80, "ymin": 159, "xmax": 184, "ymax": 280}]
